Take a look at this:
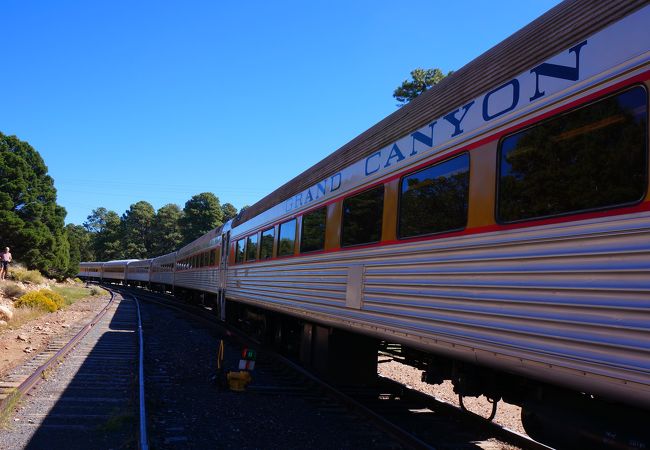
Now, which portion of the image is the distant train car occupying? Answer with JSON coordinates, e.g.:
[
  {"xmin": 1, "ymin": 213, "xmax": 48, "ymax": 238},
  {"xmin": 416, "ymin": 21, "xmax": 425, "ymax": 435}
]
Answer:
[
  {"xmin": 173, "ymin": 228, "xmax": 223, "ymax": 304},
  {"xmin": 126, "ymin": 259, "xmax": 152, "ymax": 287},
  {"xmin": 102, "ymin": 260, "xmax": 137, "ymax": 283},
  {"xmin": 78, "ymin": 262, "xmax": 103, "ymax": 281},
  {"xmin": 150, "ymin": 252, "xmax": 176, "ymax": 293}
]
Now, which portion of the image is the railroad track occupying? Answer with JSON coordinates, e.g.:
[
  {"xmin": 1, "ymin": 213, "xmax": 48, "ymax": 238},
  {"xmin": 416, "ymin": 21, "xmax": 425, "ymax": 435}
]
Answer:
[
  {"xmin": 122, "ymin": 286, "xmax": 403, "ymax": 449},
  {"xmin": 0, "ymin": 290, "xmax": 148, "ymax": 450},
  {"xmin": 118, "ymin": 286, "xmax": 551, "ymax": 450},
  {"xmin": 1, "ymin": 284, "xmax": 552, "ymax": 450}
]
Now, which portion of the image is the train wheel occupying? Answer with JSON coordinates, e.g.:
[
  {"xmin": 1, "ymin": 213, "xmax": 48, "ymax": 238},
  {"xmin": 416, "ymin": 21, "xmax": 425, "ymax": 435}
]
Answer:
[{"xmin": 458, "ymin": 394, "xmax": 498, "ymax": 421}]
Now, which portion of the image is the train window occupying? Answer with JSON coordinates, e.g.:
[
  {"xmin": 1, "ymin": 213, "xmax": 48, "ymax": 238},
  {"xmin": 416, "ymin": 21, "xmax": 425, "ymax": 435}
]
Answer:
[
  {"xmin": 498, "ymin": 86, "xmax": 647, "ymax": 223},
  {"xmin": 260, "ymin": 227, "xmax": 274, "ymax": 260},
  {"xmin": 246, "ymin": 234, "xmax": 258, "ymax": 261},
  {"xmin": 300, "ymin": 207, "xmax": 326, "ymax": 253},
  {"xmin": 236, "ymin": 238, "xmax": 246, "ymax": 264},
  {"xmin": 399, "ymin": 153, "xmax": 470, "ymax": 238},
  {"xmin": 278, "ymin": 218, "xmax": 297, "ymax": 256},
  {"xmin": 341, "ymin": 185, "xmax": 384, "ymax": 247},
  {"xmin": 210, "ymin": 249, "xmax": 218, "ymax": 266}
]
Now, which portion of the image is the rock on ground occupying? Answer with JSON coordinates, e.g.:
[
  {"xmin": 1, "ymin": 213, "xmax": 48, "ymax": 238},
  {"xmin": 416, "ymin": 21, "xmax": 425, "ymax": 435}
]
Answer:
[{"xmin": 0, "ymin": 304, "xmax": 13, "ymax": 321}]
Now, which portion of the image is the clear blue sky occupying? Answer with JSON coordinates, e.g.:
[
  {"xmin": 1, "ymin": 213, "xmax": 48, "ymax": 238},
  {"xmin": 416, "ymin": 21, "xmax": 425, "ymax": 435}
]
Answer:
[{"xmin": 1, "ymin": 0, "xmax": 561, "ymax": 225}]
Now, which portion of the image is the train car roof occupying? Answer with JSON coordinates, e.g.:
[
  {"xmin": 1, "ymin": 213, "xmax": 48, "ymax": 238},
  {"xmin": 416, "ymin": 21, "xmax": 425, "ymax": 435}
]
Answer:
[
  {"xmin": 152, "ymin": 251, "xmax": 177, "ymax": 263},
  {"xmin": 232, "ymin": 0, "xmax": 645, "ymax": 228},
  {"xmin": 103, "ymin": 259, "xmax": 140, "ymax": 266},
  {"xmin": 127, "ymin": 259, "xmax": 153, "ymax": 265},
  {"xmin": 176, "ymin": 224, "xmax": 223, "ymax": 257}
]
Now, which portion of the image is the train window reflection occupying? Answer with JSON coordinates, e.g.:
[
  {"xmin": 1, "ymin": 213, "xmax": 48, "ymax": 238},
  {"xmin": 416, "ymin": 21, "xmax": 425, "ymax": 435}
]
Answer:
[
  {"xmin": 399, "ymin": 153, "xmax": 469, "ymax": 238},
  {"xmin": 236, "ymin": 238, "xmax": 246, "ymax": 264},
  {"xmin": 498, "ymin": 86, "xmax": 647, "ymax": 222},
  {"xmin": 278, "ymin": 219, "xmax": 296, "ymax": 256},
  {"xmin": 342, "ymin": 186, "xmax": 384, "ymax": 247},
  {"xmin": 246, "ymin": 234, "xmax": 258, "ymax": 261},
  {"xmin": 300, "ymin": 207, "xmax": 326, "ymax": 253},
  {"xmin": 260, "ymin": 228, "xmax": 274, "ymax": 260}
]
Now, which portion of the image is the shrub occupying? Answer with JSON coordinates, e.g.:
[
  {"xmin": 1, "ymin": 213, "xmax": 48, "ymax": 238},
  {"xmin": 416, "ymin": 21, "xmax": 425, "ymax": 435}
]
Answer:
[
  {"xmin": 1, "ymin": 282, "xmax": 26, "ymax": 299},
  {"xmin": 90, "ymin": 286, "xmax": 104, "ymax": 296},
  {"xmin": 73, "ymin": 278, "xmax": 83, "ymax": 284},
  {"xmin": 9, "ymin": 266, "xmax": 45, "ymax": 285},
  {"xmin": 40, "ymin": 290, "xmax": 66, "ymax": 309},
  {"xmin": 15, "ymin": 290, "xmax": 59, "ymax": 312}
]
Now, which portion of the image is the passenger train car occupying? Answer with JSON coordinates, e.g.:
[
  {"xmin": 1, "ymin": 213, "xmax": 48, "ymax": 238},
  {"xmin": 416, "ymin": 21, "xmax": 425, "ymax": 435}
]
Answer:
[
  {"xmin": 80, "ymin": 1, "xmax": 650, "ymax": 446},
  {"xmin": 149, "ymin": 251, "xmax": 176, "ymax": 292},
  {"xmin": 126, "ymin": 258, "xmax": 152, "ymax": 287},
  {"xmin": 173, "ymin": 228, "xmax": 221, "ymax": 299}
]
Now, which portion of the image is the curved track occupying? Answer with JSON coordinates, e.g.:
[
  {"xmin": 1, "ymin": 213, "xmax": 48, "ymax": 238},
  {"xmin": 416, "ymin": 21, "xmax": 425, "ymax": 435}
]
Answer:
[{"xmin": 0, "ymin": 290, "xmax": 148, "ymax": 450}]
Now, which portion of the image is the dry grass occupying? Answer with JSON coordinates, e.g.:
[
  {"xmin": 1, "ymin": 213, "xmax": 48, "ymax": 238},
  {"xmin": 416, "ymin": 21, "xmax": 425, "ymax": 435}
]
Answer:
[
  {"xmin": 1, "ymin": 286, "xmax": 97, "ymax": 334},
  {"xmin": 0, "ymin": 282, "xmax": 26, "ymax": 299},
  {"xmin": 0, "ymin": 388, "xmax": 22, "ymax": 429},
  {"xmin": 51, "ymin": 286, "xmax": 94, "ymax": 304},
  {"xmin": 8, "ymin": 266, "xmax": 45, "ymax": 285},
  {"xmin": 2, "ymin": 306, "xmax": 44, "ymax": 331}
]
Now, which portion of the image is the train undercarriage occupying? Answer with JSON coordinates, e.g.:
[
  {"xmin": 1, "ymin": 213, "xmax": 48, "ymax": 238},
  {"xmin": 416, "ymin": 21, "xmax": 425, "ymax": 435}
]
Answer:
[{"xmin": 224, "ymin": 298, "xmax": 650, "ymax": 450}]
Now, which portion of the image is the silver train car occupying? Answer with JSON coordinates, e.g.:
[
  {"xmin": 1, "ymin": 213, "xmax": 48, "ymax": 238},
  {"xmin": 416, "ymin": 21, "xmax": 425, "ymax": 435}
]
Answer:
[
  {"xmin": 126, "ymin": 258, "xmax": 152, "ymax": 286},
  {"xmin": 78, "ymin": 261, "xmax": 103, "ymax": 281},
  {"xmin": 101, "ymin": 260, "xmax": 138, "ymax": 282},
  {"xmin": 79, "ymin": 1, "xmax": 650, "ymax": 445},
  {"xmin": 173, "ymin": 229, "xmax": 221, "ymax": 297},
  {"xmin": 150, "ymin": 251, "xmax": 176, "ymax": 292}
]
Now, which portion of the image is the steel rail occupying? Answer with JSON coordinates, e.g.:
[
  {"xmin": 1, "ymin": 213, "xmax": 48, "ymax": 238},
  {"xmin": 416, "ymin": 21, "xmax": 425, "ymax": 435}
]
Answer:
[
  {"xmin": 119, "ymin": 288, "xmax": 435, "ymax": 450},
  {"xmin": 122, "ymin": 286, "xmax": 553, "ymax": 450},
  {"xmin": 133, "ymin": 295, "xmax": 149, "ymax": 450},
  {"xmin": 0, "ymin": 288, "xmax": 115, "ymax": 416}
]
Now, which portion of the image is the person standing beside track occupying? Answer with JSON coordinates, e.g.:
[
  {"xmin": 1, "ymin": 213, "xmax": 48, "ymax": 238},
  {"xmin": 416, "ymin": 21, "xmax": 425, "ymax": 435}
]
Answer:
[{"xmin": 0, "ymin": 247, "xmax": 12, "ymax": 280}]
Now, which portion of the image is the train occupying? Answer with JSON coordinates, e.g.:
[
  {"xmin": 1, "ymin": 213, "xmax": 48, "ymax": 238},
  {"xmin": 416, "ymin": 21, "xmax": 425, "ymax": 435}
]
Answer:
[{"xmin": 80, "ymin": 1, "xmax": 650, "ymax": 447}]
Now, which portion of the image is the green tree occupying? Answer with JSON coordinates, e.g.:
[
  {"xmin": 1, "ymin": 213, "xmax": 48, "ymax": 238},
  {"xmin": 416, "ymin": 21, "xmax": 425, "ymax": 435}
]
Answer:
[
  {"xmin": 121, "ymin": 201, "xmax": 155, "ymax": 258},
  {"xmin": 150, "ymin": 203, "xmax": 183, "ymax": 256},
  {"xmin": 0, "ymin": 132, "xmax": 71, "ymax": 278},
  {"xmin": 180, "ymin": 192, "xmax": 223, "ymax": 245},
  {"xmin": 85, "ymin": 208, "xmax": 123, "ymax": 260},
  {"xmin": 393, "ymin": 68, "xmax": 451, "ymax": 106},
  {"xmin": 221, "ymin": 203, "xmax": 238, "ymax": 222},
  {"xmin": 65, "ymin": 224, "xmax": 94, "ymax": 274},
  {"xmin": 84, "ymin": 207, "xmax": 110, "ymax": 234}
]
